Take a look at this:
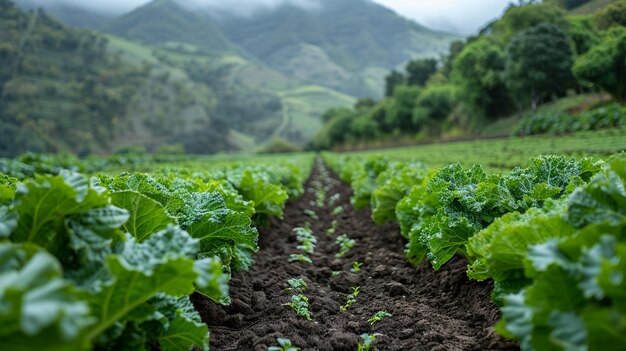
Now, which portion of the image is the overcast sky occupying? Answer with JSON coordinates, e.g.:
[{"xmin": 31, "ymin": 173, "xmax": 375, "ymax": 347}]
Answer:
[{"xmin": 20, "ymin": 0, "xmax": 512, "ymax": 35}]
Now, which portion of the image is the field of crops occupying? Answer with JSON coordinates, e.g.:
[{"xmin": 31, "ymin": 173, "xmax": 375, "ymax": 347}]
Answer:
[{"xmin": 1, "ymin": 130, "xmax": 625, "ymax": 350}]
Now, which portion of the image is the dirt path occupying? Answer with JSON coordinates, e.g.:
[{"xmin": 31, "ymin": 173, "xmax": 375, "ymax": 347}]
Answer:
[{"xmin": 191, "ymin": 161, "xmax": 519, "ymax": 351}]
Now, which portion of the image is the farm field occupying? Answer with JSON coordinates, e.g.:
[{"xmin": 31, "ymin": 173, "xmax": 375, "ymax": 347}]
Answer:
[{"xmin": 1, "ymin": 129, "xmax": 625, "ymax": 350}]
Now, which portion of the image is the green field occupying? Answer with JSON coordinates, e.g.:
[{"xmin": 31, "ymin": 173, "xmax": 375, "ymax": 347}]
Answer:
[{"xmin": 333, "ymin": 129, "xmax": 626, "ymax": 170}]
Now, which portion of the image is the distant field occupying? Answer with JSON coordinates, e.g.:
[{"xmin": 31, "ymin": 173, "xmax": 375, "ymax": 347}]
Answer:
[{"xmin": 335, "ymin": 129, "xmax": 626, "ymax": 171}]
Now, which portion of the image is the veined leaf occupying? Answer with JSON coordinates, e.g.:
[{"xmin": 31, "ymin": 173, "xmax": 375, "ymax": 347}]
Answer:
[
  {"xmin": 84, "ymin": 227, "xmax": 202, "ymax": 344},
  {"xmin": 110, "ymin": 190, "xmax": 176, "ymax": 241}
]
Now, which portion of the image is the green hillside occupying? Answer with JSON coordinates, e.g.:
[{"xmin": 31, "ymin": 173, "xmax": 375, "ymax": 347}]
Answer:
[
  {"xmin": 214, "ymin": 0, "xmax": 459, "ymax": 97},
  {"xmin": 106, "ymin": 0, "xmax": 238, "ymax": 54},
  {"xmin": 0, "ymin": 0, "xmax": 250, "ymax": 156},
  {"xmin": 103, "ymin": 0, "xmax": 355, "ymax": 147}
]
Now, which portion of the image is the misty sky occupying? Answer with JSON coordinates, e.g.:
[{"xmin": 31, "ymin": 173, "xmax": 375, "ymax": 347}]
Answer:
[{"xmin": 21, "ymin": 0, "xmax": 512, "ymax": 35}]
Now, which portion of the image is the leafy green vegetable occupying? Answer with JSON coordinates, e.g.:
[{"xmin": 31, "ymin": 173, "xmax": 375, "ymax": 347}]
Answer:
[
  {"xmin": 268, "ymin": 337, "xmax": 300, "ymax": 351},
  {"xmin": 357, "ymin": 333, "xmax": 376, "ymax": 351},
  {"xmin": 289, "ymin": 254, "xmax": 312, "ymax": 264},
  {"xmin": 371, "ymin": 162, "xmax": 426, "ymax": 224},
  {"xmin": 498, "ymin": 157, "xmax": 626, "ymax": 350},
  {"xmin": 287, "ymin": 294, "xmax": 311, "ymax": 320},
  {"xmin": 335, "ymin": 234, "xmax": 356, "ymax": 258},
  {"xmin": 286, "ymin": 278, "xmax": 307, "ymax": 292},
  {"xmin": 368, "ymin": 310, "xmax": 392, "ymax": 325},
  {"xmin": 0, "ymin": 243, "xmax": 93, "ymax": 351},
  {"xmin": 340, "ymin": 286, "xmax": 360, "ymax": 312},
  {"xmin": 110, "ymin": 190, "xmax": 177, "ymax": 241}
]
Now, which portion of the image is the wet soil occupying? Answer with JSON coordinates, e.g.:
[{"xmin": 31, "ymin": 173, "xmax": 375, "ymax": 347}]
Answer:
[{"xmin": 191, "ymin": 162, "xmax": 519, "ymax": 351}]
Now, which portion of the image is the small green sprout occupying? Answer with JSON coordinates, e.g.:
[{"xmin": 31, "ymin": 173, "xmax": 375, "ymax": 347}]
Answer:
[
  {"xmin": 315, "ymin": 189, "xmax": 326, "ymax": 207},
  {"xmin": 331, "ymin": 271, "xmax": 342, "ymax": 279},
  {"xmin": 289, "ymin": 254, "xmax": 312, "ymax": 264},
  {"xmin": 335, "ymin": 234, "xmax": 356, "ymax": 258},
  {"xmin": 357, "ymin": 333, "xmax": 376, "ymax": 351},
  {"xmin": 328, "ymin": 193, "xmax": 341, "ymax": 207},
  {"xmin": 340, "ymin": 286, "xmax": 360, "ymax": 312},
  {"xmin": 351, "ymin": 261, "xmax": 363, "ymax": 272},
  {"xmin": 331, "ymin": 206, "xmax": 344, "ymax": 216},
  {"xmin": 286, "ymin": 278, "xmax": 307, "ymax": 291},
  {"xmin": 368, "ymin": 311, "xmax": 392, "ymax": 325},
  {"xmin": 293, "ymin": 227, "xmax": 317, "ymax": 254},
  {"xmin": 268, "ymin": 338, "xmax": 300, "ymax": 351},
  {"xmin": 304, "ymin": 209, "xmax": 319, "ymax": 220},
  {"xmin": 326, "ymin": 219, "xmax": 338, "ymax": 235},
  {"xmin": 288, "ymin": 294, "xmax": 312, "ymax": 320}
]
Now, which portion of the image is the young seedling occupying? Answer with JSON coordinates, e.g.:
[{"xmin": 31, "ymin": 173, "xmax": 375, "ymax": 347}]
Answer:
[
  {"xmin": 335, "ymin": 234, "xmax": 356, "ymax": 258},
  {"xmin": 293, "ymin": 227, "xmax": 317, "ymax": 254},
  {"xmin": 331, "ymin": 206, "xmax": 344, "ymax": 217},
  {"xmin": 268, "ymin": 338, "xmax": 301, "ymax": 351},
  {"xmin": 315, "ymin": 188, "xmax": 326, "ymax": 208},
  {"xmin": 289, "ymin": 254, "xmax": 312, "ymax": 264},
  {"xmin": 331, "ymin": 271, "xmax": 342, "ymax": 279},
  {"xmin": 304, "ymin": 209, "xmax": 319, "ymax": 220},
  {"xmin": 326, "ymin": 219, "xmax": 338, "ymax": 235},
  {"xmin": 351, "ymin": 261, "xmax": 363, "ymax": 272},
  {"xmin": 340, "ymin": 286, "xmax": 360, "ymax": 312},
  {"xmin": 368, "ymin": 311, "xmax": 392, "ymax": 325},
  {"xmin": 287, "ymin": 294, "xmax": 312, "ymax": 320},
  {"xmin": 286, "ymin": 278, "xmax": 307, "ymax": 292},
  {"xmin": 328, "ymin": 193, "xmax": 341, "ymax": 207},
  {"xmin": 357, "ymin": 333, "xmax": 376, "ymax": 351}
]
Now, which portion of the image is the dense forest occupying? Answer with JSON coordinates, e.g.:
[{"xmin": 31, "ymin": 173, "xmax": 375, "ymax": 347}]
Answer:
[{"xmin": 312, "ymin": 0, "xmax": 626, "ymax": 149}]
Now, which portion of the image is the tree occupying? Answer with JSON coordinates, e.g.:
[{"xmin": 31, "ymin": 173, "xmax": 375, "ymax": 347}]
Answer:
[
  {"xmin": 573, "ymin": 27, "xmax": 626, "ymax": 103},
  {"xmin": 568, "ymin": 16, "xmax": 600, "ymax": 55},
  {"xmin": 413, "ymin": 84, "xmax": 456, "ymax": 123},
  {"xmin": 492, "ymin": 3, "xmax": 569, "ymax": 43},
  {"xmin": 384, "ymin": 70, "xmax": 404, "ymax": 97},
  {"xmin": 452, "ymin": 38, "xmax": 512, "ymax": 119},
  {"xmin": 505, "ymin": 23, "xmax": 574, "ymax": 111},
  {"xmin": 406, "ymin": 58, "xmax": 438, "ymax": 86},
  {"xmin": 596, "ymin": 0, "xmax": 626, "ymax": 30},
  {"xmin": 385, "ymin": 85, "xmax": 422, "ymax": 132}
]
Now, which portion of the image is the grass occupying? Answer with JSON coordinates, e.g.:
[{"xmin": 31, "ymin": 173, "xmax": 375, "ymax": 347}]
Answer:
[
  {"xmin": 337, "ymin": 129, "xmax": 626, "ymax": 171},
  {"xmin": 480, "ymin": 93, "xmax": 611, "ymax": 137}
]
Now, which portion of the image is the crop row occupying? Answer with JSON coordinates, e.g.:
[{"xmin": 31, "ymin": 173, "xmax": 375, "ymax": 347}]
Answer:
[
  {"xmin": 324, "ymin": 152, "xmax": 626, "ymax": 350},
  {"xmin": 0, "ymin": 155, "xmax": 314, "ymax": 350}
]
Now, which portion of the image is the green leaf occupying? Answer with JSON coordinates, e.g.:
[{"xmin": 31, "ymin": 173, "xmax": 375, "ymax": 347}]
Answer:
[
  {"xmin": 567, "ymin": 159, "xmax": 626, "ymax": 228},
  {"xmin": 235, "ymin": 169, "xmax": 288, "ymax": 218},
  {"xmin": 0, "ymin": 243, "xmax": 94, "ymax": 351},
  {"xmin": 467, "ymin": 201, "xmax": 574, "ymax": 282},
  {"xmin": 158, "ymin": 302, "xmax": 209, "ymax": 351},
  {"xmin": 185, "ymin": 193, "xmax": 259, "ymax": 272},
  {"xmin": 83, "ymin": 227, "xmax": 201, "ymax": 344},
  {"xmin": 0, "ymin": 205, "xmax": 17, "ymax": 238},
  {"xmin": 110, "ymin": 191, "xmax": 176, "ymax": 241},
  {"xmin": 193, "ymin": 257, "xmax": 230, "ymax": 303},
  {"xmin": 11, "ymin": 172, "xmax": 112, "ymax": 255},
  {"xmin": 371, "ymin": 163, "xmax": 426, "ymax": 224}
]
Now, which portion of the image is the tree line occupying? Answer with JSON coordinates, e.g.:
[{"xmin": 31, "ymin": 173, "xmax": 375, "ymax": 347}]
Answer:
[{"xmin": 311, "ymin": 1, "xmax": 626, "ymax": 150}]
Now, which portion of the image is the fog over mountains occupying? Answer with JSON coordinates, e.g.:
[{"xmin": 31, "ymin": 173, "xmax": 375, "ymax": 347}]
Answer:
[{"xmin": 19, "ymin": 0, "xmax": 510, "ymax": 34}]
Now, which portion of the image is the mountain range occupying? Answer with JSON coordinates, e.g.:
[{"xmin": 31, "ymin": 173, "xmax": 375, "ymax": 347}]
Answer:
[{"xmin": 5, "ymin": 0, "xmax": 458, "ymax": 155}]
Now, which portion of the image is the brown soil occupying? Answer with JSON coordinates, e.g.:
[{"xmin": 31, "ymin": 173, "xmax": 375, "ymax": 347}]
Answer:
[{"xmin": 191, "ymin": 162, "xmax": 520, "ymax": 351}]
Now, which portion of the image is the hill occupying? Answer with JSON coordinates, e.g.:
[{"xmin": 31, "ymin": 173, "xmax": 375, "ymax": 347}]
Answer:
[
  {"xmin": 212, "ymin": 0, "xmax": 459, "ymax": 97},
  {"xmin": 106, "ymin": 0, "xmax": 238, "ymax": 54},
  {"xmin": 0, "ymin": 0, "xmax": 247, "ymax": 156}
]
